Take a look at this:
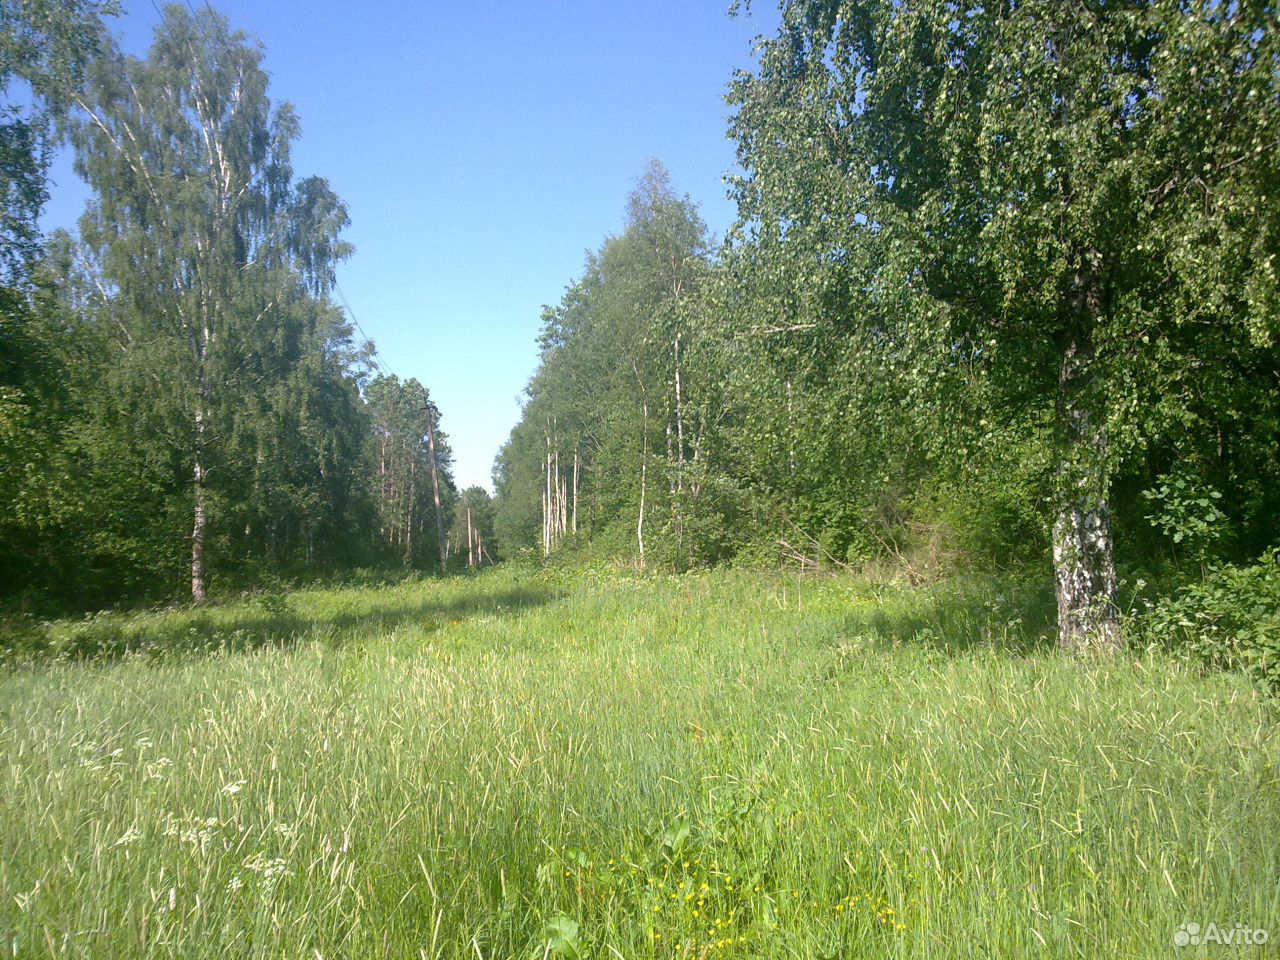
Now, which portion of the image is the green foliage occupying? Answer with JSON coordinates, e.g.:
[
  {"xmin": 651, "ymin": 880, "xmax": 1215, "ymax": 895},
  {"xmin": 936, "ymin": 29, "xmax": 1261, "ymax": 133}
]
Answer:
[
  {"xmin": 1135, "ymin": 549, "xmax": 1280, "ymax": 695},
  {"xmin": 0, "ymin": 0, "xmax": 117, "ymax": 282},
  {"xmin": 540, "ymin": 914, "xmax": 583, "ymax": 960},
  {"xmin": 507, "ymin": 0, "xmax": 1279, "ymax": 649},
  {"xmin": 1141, "ymin": 473, "xmax": 1227, "ymax": 563},
  {"xmin": 363, "ymin": 374, "xmax": 456, "ymax": 570},
  {"xmin": 1, "ymin": 6, "xmax": 465, "ymax": 608},
  {"xmin": 494, "ymin": 159, "xmax": 712, "ymax": 568}
]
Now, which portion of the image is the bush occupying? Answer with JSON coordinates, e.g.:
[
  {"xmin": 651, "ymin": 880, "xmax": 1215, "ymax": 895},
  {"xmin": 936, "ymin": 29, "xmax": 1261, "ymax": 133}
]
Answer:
[{"xmin": 1135, "ymin": 548, "xmax": 1280, "ymax": 695}]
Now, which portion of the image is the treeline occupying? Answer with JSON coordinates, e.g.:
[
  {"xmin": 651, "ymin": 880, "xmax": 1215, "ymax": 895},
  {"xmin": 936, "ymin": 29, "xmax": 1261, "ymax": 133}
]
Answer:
[
  {"xmin": 1, "ymin": 4, "xmax": 482, "ymax": 609},
  {"xmin": 495, "ymin": 0, "xmax": 1280, "ymax": 654}
]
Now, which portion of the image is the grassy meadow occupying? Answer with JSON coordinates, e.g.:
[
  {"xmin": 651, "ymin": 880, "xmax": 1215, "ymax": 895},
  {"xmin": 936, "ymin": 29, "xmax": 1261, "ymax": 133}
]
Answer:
[{"xmin": 0, "ymin": 568, "xmax": 1276, "ymax": 958}]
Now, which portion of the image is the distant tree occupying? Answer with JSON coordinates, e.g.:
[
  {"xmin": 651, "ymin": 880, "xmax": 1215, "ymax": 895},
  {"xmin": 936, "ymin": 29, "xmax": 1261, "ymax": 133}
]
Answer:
[
  {"xmin": 449, "ymin": 486, "xmax": 495, "ymax": 568},
  {"xmin": 494, "ymin": 160, "xmax": 712, "ymax": 567},
  {"xmin": 364, "ymin": 374, "xmax": 454, "ymax": 569}
]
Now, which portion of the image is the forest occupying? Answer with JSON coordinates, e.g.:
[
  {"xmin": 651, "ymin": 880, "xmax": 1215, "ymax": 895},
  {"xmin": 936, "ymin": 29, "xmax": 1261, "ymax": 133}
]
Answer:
[
  {"xmin": 493, "ymin": 1, "xmax": 1280, "ymax": 671},
  {"xmin": 1, "ymin": 2, "xmax": 1277, "ymax": 957},
  {"xmin": 2, "ymin": 3, "xmax": 500, "ymax": 610},
  {"xmin": 4, "ymin": 1, "xmax": 1274, "ymax": 672}
]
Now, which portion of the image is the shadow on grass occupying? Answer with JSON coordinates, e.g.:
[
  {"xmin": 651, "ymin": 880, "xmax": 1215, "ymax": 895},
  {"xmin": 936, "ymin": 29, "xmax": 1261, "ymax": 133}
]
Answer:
[
  {"xmin": 1, "ymin": 579, "xmax": 562, "ymax": 667},
  {"xmin": 826, "ymin": 573, "xmax": 1060, "ymax": 661}
]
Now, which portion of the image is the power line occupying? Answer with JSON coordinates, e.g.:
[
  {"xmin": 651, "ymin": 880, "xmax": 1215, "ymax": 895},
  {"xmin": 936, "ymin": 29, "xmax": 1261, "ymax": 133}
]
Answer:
[{"xmin": 334, "ymin": 280, "xmax": 397, "ymax": 382}]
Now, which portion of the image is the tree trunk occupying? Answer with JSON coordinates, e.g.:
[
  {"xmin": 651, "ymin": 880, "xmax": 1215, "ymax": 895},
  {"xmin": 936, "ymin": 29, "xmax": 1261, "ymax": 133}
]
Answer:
[
  {"xmin": 637, "ymin": 398, "xmax": 648, "ymax": 569},
  {"xmin": 191, "ymin": 457, "xmax": 208, "ymax": 602},
  {"xmin": 423, "ymin": 400, "xmax": 446, "ymax": 569},
  {"xmin": 1052, "ymin": 320, "xmax": 1120, "ymax": 653},
  {"xmin": 191, "ymin": 376, "xmax": 209, "ymax": 602},
  {"xmin": 673, "ymin": 333, "xmax": 686, "ymax": 553},
  {"xmin": 466, "ymin": 506, "xmax": 474, "ymax": 567},
  {"xmin": 543, "ymin": 434, "xmax": 552, "ymax": 555},
  {"xmin": 632, "ymin": 358, "xmax": 649, "ymax": 568}
]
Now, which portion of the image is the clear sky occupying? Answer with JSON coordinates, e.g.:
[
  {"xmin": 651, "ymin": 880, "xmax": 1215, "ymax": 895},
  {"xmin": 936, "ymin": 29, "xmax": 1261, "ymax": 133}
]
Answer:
[{"xmin": 39, "ymin": 0, "xmax": 779, "ymax": 491}]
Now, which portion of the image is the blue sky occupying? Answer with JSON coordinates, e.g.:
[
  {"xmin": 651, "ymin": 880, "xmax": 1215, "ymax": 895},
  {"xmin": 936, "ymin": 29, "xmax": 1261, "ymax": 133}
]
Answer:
[{"xmin": 40, "ymin": 0, "xmax": 779, "ymax": 490}]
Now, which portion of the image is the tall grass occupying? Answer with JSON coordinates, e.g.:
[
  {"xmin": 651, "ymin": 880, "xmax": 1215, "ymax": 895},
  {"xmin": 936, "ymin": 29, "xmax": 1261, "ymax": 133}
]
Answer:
[{"xmin": 1, "ymin": 568, "xmax": 1275, "ymax": 958}]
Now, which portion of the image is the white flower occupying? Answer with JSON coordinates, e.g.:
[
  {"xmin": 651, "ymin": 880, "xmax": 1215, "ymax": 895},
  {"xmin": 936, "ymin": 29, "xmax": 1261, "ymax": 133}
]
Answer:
[
  {"xmin": 242, "ymin": 852, "xmax": 293, "ymax": 891},
  {"xmin": 145, "ymin": 757, "xmax": 173, "ymax": 780},
  {"xmin": 220, "ymin": 779, "xmax": 247, "ymax": 796}
]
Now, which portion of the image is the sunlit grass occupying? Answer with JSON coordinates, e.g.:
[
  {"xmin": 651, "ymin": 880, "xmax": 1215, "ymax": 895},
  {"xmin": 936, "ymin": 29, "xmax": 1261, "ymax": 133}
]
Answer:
[{"xmin": 1, "ymin": 567, "xmax": 1275, "ymax": 958}]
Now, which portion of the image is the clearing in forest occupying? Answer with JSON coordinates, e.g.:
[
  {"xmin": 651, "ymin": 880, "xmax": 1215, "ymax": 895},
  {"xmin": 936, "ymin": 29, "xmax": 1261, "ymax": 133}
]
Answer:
[{"xmin": 1, "ymin": 569, "xmax": 1275, "ymax": 958}]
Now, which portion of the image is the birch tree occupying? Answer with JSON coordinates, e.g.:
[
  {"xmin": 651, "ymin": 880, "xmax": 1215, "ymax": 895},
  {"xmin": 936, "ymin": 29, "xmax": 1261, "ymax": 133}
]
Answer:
[
  {"xmin": 728, "ymin": 0, "xmax": 1279, "ymax": 650},
  {"xmin": 70, "ymin": 6, "xmax": 350, "ymax": 600}
]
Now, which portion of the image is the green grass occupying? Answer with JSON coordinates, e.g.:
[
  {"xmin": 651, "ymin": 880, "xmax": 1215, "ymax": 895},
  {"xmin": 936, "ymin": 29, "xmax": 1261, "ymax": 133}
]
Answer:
[{"xmin": 1, "ymin": 567, "xmax": 1276, "ymax": 958}]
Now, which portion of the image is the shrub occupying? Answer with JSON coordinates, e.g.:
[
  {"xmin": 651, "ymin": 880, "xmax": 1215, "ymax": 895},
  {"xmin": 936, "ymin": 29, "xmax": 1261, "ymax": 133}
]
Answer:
[{"xmin": 1135, "ymin": 548, "xmax": 1280, "ymax": 695}]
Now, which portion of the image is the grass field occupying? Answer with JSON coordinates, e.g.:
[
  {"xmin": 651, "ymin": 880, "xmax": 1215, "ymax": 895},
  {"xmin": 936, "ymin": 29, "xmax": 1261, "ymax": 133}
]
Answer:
[{"xmin": 1, "ymin": 567, "xmax": 1276, "ymax": 958}]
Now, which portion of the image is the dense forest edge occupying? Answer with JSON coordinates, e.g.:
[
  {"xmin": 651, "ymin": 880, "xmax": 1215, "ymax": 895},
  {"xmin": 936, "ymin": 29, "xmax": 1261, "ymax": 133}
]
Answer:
[{"xmin": 2, "ymin": 2, "xmax": 1279, "ymax": 692}]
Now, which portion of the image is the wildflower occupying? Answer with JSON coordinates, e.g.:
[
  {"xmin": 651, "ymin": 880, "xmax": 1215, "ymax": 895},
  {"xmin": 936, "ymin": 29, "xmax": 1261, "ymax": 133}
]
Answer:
[{"xmin": 144, "ymin": 757, "xmax": 173, "ymax": 780}]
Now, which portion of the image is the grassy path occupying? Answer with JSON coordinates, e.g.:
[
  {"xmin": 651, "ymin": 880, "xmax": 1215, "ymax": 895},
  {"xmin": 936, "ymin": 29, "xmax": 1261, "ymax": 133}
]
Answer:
[{"xmin": 1, "ymin": 569, "xmax": 1276, "ymax": 958}]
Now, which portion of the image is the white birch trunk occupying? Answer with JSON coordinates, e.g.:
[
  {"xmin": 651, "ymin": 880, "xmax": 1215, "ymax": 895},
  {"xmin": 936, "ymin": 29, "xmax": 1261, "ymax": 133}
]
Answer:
[{"xmin": 1053, "ymin": 307, "xmax": 1120, "ymax": 652}]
